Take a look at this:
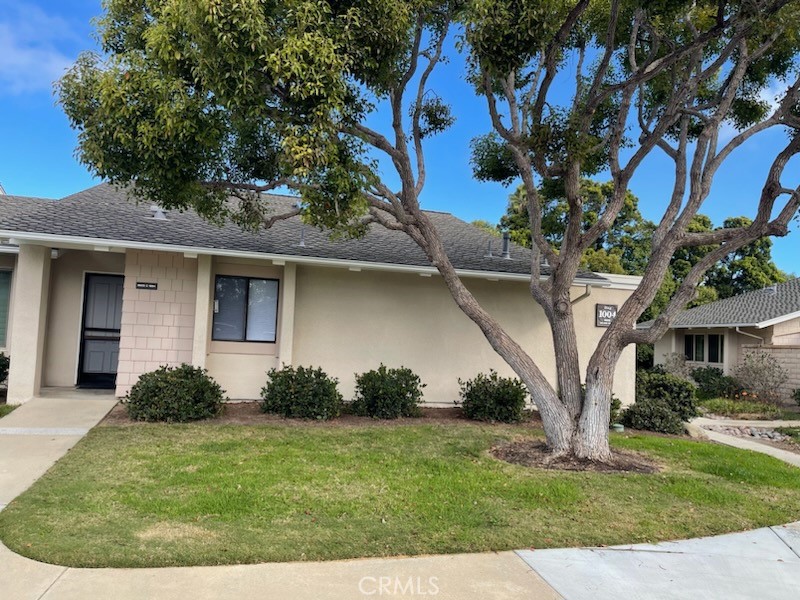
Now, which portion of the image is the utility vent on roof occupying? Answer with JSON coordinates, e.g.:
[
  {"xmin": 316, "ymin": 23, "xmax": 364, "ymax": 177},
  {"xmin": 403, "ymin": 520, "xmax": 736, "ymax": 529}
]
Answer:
[
  {"xmin": 764, "ymin": 284, "xmax": 778, "ymax": 295},
  {"xmin": 0, "ymin": 182, "xmax": 6, "ymax": 195},
  {"xmin": 149, "ymin": 205, "xmax": 168, "ymax": 220}
]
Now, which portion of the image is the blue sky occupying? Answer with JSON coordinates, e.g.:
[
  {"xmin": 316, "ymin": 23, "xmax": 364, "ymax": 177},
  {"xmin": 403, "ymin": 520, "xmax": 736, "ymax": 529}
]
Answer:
[{"xmin": 1, "ymin": 0, "xmax": 797, "ymax": 274}]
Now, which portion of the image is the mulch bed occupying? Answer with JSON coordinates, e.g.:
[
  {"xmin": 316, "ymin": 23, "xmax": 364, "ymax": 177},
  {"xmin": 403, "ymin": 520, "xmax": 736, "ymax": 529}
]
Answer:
[
  {"xmin": 101, "ymin": 402, "xmax": 543, "ymax": 428},
  {"xmin": 491, "ymin": 439, "xmax": 661, "ymax": 473}
]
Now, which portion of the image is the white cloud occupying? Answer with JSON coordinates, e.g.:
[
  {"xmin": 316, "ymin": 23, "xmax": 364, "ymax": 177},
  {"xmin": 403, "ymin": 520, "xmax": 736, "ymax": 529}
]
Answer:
[{"xmin": 0, "ymin": 2, "xmax": 84, "ymax": 95}]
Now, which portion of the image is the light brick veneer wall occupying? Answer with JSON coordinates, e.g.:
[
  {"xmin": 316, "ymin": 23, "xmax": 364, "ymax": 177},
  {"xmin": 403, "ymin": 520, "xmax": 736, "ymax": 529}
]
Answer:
[
  {"xmin": 115, "ymin": 250, "xmax": 198, "ymax": 396},
  {"xmin": 741, "ymin": 344, "xmax": 800, "ymax": 402}
]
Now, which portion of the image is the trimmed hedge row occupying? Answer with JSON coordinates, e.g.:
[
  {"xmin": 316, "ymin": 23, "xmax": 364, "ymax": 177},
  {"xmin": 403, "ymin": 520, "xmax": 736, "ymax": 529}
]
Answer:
[{"xmin": 122, "ymin": 363, "xmax": 642, "ymax": 428}]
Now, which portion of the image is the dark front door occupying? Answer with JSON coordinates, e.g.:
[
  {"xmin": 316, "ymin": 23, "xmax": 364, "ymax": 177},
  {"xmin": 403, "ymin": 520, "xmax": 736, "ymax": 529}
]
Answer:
[{"xmin": 78, "ymin": 274, "xmax": 124, "ymax": 388}]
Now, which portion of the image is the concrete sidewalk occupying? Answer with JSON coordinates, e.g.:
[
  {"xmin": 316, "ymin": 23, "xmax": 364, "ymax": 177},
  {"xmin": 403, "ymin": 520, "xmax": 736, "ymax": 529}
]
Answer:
[
  {"xmin": 0, "ymin": 389, "xmax": 117, "ymax": 510},
  {"xmin": 2, "ymin": 392, "xmax": 800, "ymax": 599},
  {"xmin": 519, "ymin": 523, "xmax": 800, "ymax": 600},
  {"xmin": 0, "ymin": 544, "xmax": 560, "ymax": 600}
]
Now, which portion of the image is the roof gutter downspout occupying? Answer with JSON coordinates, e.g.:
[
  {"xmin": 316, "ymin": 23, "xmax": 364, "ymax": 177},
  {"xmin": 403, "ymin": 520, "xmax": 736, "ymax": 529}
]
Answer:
[
  {"xmin": 570, "ymin": 284, "xmax": 592, "ymax": 305},
  {"xmin": 735, "ymin": 326, "xmax": 764, "ymax": 345}
]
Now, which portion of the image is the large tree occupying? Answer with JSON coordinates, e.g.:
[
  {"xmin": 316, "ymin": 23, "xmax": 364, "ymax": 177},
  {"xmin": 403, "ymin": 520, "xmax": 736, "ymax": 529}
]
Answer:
[{"xmin": 59, "ymin": 1, "xmax": 800, "ymax": 461}]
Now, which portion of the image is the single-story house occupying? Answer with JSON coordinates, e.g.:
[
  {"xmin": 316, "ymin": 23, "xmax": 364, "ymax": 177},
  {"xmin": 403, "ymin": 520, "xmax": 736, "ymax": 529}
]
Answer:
[
  {"xmin": 643, "ymin": 278, "xmax": 800, "ymax": 398},
  {"xmin": 0, "ymin": 184, "xmax": 640, "ymax": 406}
]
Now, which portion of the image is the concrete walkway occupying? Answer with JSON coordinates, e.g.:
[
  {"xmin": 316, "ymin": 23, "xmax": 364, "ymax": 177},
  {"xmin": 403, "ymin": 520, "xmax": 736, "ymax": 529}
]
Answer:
[
  {"xmin": 692, "ymin": 417, "xmax": 800, "ymax": 468},
  {"xmin": 519, "ymin": 523, "xmax": 800, "ymax": 600},
  {"xmin": 2, "ymin": 392, "xmax": 800, "ymax": 599},
  {"xmin": 0, "ymin": 388, "xmax": 117, "ymax": 510}
]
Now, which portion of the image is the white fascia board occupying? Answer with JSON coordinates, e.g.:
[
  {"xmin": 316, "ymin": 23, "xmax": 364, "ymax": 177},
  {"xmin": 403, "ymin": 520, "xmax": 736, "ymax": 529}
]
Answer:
[
  {"xmin": 0, "ymin": 229, "xmax": 615, "ymax": 287},
  {"xmin": 596, "ymin": 273, "xmax": 642, "ymax": 290},
  {"xmin": 670, "ymin": 323, "xmax": 755, "ymax": 329},
  {"xmin": 755, "ymin": 310, "xmax": 800, "ymax": 329}
]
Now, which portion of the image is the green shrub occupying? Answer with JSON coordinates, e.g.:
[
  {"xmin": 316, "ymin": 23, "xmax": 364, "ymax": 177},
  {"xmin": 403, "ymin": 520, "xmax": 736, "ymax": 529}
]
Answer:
[
  {"xmin": 622, "ymin": 398, "xmax": 685, "ymax": 435},
  {"xmin": 691, "ymin": 366, "xmax": 739, "ymax": 400},
  {"xmin": 636, "ymin": 370, "xmax": 698, "ymax": 421},
  {"xmin": 636, "ymin": 344, "xmax": 654, "ymax": 370},
  {"xmin": 124, "ymin": 364, "xmax": 225, "ymax": 423},
  {"xmin": 261, "ymin": 365, "xmax": 342, "ymax": 420},
  {"xmin": 0, "ymin": 353, "xmax": 9, "ymax": 383},
  {"xmin": 792, "ymin": 389, "xmax": 800, "ymax": 407},
  {"xmin": 609, "ymin": 395, "xmax": 622, "ymax": 426},
  {"xmin": 351, "ymin": 364, "xmax": 425, "ymax": 419},
  {"xmin": 458, "ymin": 371, "xmax": 528, "ymax": 423}
]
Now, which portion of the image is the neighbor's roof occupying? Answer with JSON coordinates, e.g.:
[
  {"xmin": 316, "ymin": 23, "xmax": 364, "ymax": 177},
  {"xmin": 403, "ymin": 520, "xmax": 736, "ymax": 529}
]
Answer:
[
  {"xmin": 639, "ymin": 278, "xmax": 800, "ymax": 330},
  {"xmin": 0, "ymin": 183, "xmax": 607, "ymax": 283}
]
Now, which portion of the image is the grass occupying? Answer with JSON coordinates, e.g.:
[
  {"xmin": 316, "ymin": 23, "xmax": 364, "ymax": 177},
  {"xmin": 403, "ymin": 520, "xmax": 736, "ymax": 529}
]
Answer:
[
  {"xmin": 698, "ymin": 397, "xmax": 799, "ymax": 420},
  {"xmin": 1, "ymin": 423, "xmax": 800, "ymax": 568},
  {"xmin": 0, "ymin": 403, "xmax": 17, "ymax": 418},
  {"xmin": 776, "ymin": 428, "xmax": 800, "ymax": 443}
]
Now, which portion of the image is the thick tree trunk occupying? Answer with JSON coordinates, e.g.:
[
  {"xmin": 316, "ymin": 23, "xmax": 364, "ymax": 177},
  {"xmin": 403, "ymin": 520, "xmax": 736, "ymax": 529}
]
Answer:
[
  {"xmin": 550, "ymin": 301, "xmax": 583, "ymax": 419},
  {"xmin": 573, "ymin": 367, "xmax": 614, "ymax": 461}
]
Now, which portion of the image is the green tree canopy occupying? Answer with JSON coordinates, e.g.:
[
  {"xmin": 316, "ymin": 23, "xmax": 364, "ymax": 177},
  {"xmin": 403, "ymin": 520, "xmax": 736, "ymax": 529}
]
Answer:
[{"xmin": 496, "ymin": 184, "xmax": 787, "ymax": 318}]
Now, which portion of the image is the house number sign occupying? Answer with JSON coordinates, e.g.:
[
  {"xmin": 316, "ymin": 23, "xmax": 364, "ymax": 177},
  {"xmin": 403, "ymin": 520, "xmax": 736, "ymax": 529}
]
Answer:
[
  {"xmin": 136, "ymin": 282, "xmax": 158, "ymax": 290},
  {"xmin": 595, "ymin": 304, "xmax": 617, "ymax": 327}
]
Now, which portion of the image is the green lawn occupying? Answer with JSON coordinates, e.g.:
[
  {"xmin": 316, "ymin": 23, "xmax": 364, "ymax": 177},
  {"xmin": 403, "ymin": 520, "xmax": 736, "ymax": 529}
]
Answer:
[
  {"xmin": 1, "ymin": 423, "xmax": 799, "ymax": 568},
  {"xmin": 698, "ymin": 397, "xmax": 800, "ymax": 420},
  {"xmin": 0, "ymin": 403, "xmax": 17, "ymax": 418}
]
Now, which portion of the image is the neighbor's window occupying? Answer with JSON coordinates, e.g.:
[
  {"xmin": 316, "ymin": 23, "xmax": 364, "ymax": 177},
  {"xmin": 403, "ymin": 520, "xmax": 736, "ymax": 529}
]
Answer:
[
  {"xmin": 212, "ymin": 276, "xmax": 279, "ymax": 342},
  {"xmin": 684, "ymin": 333, "xmax": 724, "ymax": 364},
  {"xmin": 684, "ymin": 334, "xmax": 705, "ymax": 362},
  {"xmin": 0, "ymin": 270, "xmax": 11, "ymax": 347},
  {"xmin": 708, "ymin": 334, "xmax": 724, "ymax": 364}
]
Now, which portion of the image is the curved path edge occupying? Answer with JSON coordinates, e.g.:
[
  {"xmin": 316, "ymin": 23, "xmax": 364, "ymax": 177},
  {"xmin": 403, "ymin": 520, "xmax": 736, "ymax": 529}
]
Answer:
[{"xmin": 3, "ymin": 392, "xmax": 800, "ymax": 599}]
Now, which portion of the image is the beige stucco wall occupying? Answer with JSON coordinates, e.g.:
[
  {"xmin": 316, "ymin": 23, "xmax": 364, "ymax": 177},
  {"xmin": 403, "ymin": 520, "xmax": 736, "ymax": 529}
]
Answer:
[
  {"xmin": 42, "ymin": 250, "xmax": 126, "ymax": 387},
  {"xmin": 203, "ymin": 258, "xmax": 283, "ymax": 399},
  {"xmin": 7, "ymin": 245, "xmax": 50, "ymax": 402},
  {"xmin": 291, "ymin": 266, "xmax": 636, "ymax": 407},
  {"xmin": 115, "ymin": 250, "xmax": 197, "ymax": 396},
  {"xmin": 0, "ymin": 253, "xmax": 16, "ymax": 353},
  {"xmin": 25, "ymin": 245, "xmax": 636, "ymax": 406}
]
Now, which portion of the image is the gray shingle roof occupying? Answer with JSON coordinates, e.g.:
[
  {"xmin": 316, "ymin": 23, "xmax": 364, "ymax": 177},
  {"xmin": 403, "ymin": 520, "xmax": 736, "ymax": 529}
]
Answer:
[
  {"xmin": 0, "ymin": 184, "xmax": 606, "ymax": 281},
  {"xmin": 648, "ymin": 278, "xmax": 800, "ymax": 329}
]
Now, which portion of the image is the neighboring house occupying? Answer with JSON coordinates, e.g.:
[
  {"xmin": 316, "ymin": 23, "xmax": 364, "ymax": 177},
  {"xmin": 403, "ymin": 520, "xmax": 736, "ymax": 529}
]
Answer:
[
  {"xmin": 0, "ymin": 184, "xmax": 640, "ymax": 406},
  {"xmin": 643, "ymin": 278, "xmax": 800, "ymax": 398}
]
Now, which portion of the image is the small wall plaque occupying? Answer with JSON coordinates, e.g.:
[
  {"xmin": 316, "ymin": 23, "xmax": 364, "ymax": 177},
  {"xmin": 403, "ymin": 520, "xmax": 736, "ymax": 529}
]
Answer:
[
  {"xmin": 596, "ymin": 303, "xmax": 618, "ymax": 327},
  {"xmin": 136, "ymin": 282, "xmax": 158, "ymax": 290}
]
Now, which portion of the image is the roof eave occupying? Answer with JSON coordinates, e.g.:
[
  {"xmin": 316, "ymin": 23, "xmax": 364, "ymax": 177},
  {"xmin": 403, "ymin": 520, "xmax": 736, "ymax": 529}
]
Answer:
[{"xmin": 0, "ymin": 229, "xmax": 614, "ymax": 287}]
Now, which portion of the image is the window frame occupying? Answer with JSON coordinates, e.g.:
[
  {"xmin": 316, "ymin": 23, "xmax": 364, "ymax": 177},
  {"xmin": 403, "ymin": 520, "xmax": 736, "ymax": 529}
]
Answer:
[
  {"xmin": 684, "ymin": 333, "xmax": 725, "ymax": 365},
  {"xmin": 211, "ymin": 274, "xmax": 280, "ymax": 344},
  {"xmin": 0, "ymin": 269, "xmax": 12, "ymax": 348}
]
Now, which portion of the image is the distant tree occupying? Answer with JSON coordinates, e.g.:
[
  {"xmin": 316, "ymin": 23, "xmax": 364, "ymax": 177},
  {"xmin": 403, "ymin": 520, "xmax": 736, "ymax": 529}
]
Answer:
[
  {"xmin": 706, "ymin": 217, "xmax": 787, "ymax": 298},
  {"xmin": 500, "ymin": 180, "xmax": 654, "ymax": 275},
  {"xmin": 471, "ymin": 219, "xmax": 501, "ymax": 237},
  {"xmin": 500, "ymin": 185, "xmax": 786, "ymax": 317}
]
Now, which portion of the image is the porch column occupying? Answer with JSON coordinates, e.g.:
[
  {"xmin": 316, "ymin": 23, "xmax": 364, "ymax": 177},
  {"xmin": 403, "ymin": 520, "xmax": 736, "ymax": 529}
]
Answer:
[
  {"xmin": 7, "ymin": 244, "xmax": 51, "ymax": 403},
  {"xmin": 277, "ymin": 262, "xmax": 297, "ymax": 367},
  {"xmin": 191, "ymin": 254, "xmax": 212, "ymax": 368}
]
